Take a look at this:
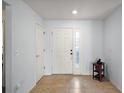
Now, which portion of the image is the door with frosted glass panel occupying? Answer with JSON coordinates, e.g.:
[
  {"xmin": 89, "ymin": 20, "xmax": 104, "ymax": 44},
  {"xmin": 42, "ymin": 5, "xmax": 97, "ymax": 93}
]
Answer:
[{"xmin": 73, "ymin": 30, "xmax": 80, "ymax": 75}]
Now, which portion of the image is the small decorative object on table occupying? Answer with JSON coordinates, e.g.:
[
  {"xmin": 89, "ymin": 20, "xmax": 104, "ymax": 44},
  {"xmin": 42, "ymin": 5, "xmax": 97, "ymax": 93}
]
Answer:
[{"xmin": 93, "ymin": 59, "xmax": 105, "ymax": 81}]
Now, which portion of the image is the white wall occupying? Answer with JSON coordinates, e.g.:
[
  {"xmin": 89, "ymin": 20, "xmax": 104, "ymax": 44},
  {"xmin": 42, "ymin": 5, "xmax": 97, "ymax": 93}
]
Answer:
[
  {"xmin": 103, "ymin": 6, "xmax": 122, "ymax": 91},
  {"xmin": 9, "ymin": 0, "xmax": 43, "ymax": 93},
  {"xmin": 44, "ymin": 20, "xmax": 104, "ymax": 75}
]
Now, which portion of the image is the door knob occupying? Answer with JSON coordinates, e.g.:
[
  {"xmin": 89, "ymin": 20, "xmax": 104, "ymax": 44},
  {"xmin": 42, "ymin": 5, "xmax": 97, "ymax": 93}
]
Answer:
[
  {"xmin": 70, "ymin": 53, "xmax": 73, "ymax": 55},
  {"xmin": 70, "ymin": 50, "xmax": 72, "ymax": 51}
]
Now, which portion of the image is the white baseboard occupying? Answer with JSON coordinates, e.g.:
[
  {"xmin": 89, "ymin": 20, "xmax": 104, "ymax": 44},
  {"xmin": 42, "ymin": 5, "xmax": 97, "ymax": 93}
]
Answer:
[
  {"xmin": 44, "ymin": 73, "xmax": 52, "ymax": 75},
  {"xmin": 109, "ymin": 79, "xmax": 122, "ymax": 92}
]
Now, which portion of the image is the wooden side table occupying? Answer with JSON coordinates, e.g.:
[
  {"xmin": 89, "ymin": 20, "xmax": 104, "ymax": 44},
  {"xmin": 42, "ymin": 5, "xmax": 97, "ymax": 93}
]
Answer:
[{"xmin": 93, "ymin": 62, "xmax": 105, "ymax": 81}]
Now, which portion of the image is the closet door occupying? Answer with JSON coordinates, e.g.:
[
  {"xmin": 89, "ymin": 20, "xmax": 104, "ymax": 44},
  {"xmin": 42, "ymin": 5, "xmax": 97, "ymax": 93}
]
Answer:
[{"xmin": 36, "ymin": 24, "xmax": 44, "ymax": 81}]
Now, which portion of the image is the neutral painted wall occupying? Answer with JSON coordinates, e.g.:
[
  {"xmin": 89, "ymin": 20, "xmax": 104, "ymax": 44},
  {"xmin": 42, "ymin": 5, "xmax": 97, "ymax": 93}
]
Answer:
[
  {"xmin": 9, "ymin": 0, "xmax": 43, "ymax": 93},
  {"xmin": 4, "ymin": 0, "xmax": 121, "ymax": 92},
  {"xmin": 44, "ymin": 20, "xmax": 104, "ymax": 75},
  {"xmin": 103, "ymin": 6, "xmax": 122, "ymax": 91}
]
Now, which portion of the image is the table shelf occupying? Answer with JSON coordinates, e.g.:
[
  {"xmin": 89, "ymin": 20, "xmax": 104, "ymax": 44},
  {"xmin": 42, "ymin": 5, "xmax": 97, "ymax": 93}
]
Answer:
[{"xmin": 93, "ymin": 62, "xmax": 105, "ymax": 81}]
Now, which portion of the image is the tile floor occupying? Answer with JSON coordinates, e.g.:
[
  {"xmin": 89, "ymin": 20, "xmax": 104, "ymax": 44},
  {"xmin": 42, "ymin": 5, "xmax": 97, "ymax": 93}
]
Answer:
[{"xmin": 29, "ymin": 75, "xmax": 121, "ymax": 93}]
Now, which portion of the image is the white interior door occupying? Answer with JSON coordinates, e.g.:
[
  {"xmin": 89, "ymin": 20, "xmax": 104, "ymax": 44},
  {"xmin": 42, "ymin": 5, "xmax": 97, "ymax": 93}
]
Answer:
[
  {"xmin": 52, "ymin": 28, "xmax": 73, "ymax": 74},
  {"xmin": 36, "ymin": 24, "xmax": 44, "ymax": 81}
]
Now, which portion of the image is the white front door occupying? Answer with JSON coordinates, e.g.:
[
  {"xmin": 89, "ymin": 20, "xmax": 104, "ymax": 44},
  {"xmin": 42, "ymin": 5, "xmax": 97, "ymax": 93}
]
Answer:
[
  {"xmin": 35, "ymin": 24, "xmax": 44, "ymax": 81},
  {"xmin": 52, "ymin": 28, "xmax": 73, "ymax": 74}
]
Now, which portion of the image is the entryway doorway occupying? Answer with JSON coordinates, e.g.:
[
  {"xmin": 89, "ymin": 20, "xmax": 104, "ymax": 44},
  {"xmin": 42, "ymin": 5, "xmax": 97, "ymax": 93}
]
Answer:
[{"xmin": 50, "ymin": 28, "xmax": 81, "ymax": 75}]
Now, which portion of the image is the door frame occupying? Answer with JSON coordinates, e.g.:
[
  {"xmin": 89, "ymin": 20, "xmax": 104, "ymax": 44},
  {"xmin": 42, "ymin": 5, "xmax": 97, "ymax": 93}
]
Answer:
[
  {"xmin": 49, "ymin": 27, "xmax": 81, "ymax": 75},
  {"xmin": 2, "ymin": 1, "xmax": 12, "ymax": 93}
]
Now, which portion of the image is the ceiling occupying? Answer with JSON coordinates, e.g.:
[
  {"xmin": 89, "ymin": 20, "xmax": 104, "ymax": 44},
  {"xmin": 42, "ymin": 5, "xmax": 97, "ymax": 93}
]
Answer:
[{"xmin": 23, "ymin": 0, "xmax": 121, "ymax": 20}]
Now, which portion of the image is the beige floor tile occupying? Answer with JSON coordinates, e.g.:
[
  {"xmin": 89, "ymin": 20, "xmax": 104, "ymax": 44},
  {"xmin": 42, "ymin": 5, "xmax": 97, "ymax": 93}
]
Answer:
[{"xmin": 29, "ymin": 75, "xmax": 121, "ymax": 93}]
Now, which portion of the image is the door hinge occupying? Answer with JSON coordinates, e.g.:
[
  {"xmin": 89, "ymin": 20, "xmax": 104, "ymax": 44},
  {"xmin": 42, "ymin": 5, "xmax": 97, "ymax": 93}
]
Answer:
[
  {"xmin": 51, "ymin": 32, "xmax": 53, "ymax": 36},
  {"xmin": 43, "ymin": 49, "xmax": 46, "ymax": 52},
  {"xmin": 43, "ymin": 66, "xmax": 45, "ymax": 70},
  {"xmin": 43, "ymin": 32, "xmax": 46, "ymax": 35}
]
